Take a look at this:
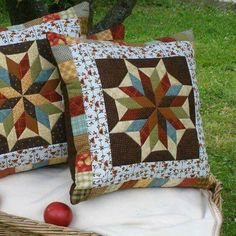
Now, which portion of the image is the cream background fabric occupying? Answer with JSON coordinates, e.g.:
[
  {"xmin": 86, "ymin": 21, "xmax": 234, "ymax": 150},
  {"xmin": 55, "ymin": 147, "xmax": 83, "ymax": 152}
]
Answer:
[{"xmin": 0, "ymin": 165, "xmax": 222, "ymax": 236}]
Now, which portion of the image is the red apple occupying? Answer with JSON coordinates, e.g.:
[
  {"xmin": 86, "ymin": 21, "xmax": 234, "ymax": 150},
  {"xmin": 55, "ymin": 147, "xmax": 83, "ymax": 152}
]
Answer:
[{"xmin": 44, "ymin": 202, "xmax": 73, "ymax": 227}]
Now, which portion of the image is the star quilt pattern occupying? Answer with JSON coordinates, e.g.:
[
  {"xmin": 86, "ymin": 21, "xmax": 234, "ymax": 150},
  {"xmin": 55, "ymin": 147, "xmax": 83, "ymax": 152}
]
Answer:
[
  {"xmin": 49, "ymin": 37, "xmax": 211, "ymax": 204},
  {"xmin": 0, "ymin": 41, "xmax": 64, "ymax": 153},
  {"xmin": 99, "ymin": 58, "xmax": 199, "ymax": 166},
  {"xmin": 0, "ymin": 19, "xmax": 81, "ymax": 178}
]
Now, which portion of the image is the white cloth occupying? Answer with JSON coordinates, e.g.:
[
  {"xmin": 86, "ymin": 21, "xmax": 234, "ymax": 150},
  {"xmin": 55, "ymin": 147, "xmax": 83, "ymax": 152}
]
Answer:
[{"xmin": 0, "ymin": 165, "xmax": 222, "ymax": 236}]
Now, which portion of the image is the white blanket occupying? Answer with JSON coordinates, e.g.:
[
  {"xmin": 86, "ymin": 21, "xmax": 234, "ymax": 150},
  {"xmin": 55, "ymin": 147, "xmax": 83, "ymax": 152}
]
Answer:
[{"xmin": 0, "ymin": 165, "xmax": 222, "ymax": 236}]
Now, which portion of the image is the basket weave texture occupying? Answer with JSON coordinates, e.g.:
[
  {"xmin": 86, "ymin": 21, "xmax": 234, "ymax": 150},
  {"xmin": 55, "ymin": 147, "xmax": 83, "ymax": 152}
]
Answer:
[{"xmin": 0, "ymin": 176, "xmax": 222, "ymax": 236}]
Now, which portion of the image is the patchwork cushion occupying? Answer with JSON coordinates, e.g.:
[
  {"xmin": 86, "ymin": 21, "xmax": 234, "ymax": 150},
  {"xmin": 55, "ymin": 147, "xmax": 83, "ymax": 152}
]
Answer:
[
  {"xmin": 49, "ymin": 35, "xmax": 212, "ymax": 204},
  {"xmin": 0, "ymin": 19, "xmax": 81, "ymax": 178},
  {"xmin": 0, "ymin": 2, "xmax": 90, "ymax": 34}
]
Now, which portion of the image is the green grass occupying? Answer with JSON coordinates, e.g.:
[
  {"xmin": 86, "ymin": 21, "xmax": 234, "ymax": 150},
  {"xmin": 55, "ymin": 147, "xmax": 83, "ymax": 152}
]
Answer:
[
  {"xmin": 0, "ymin": 0, "xmax": 9, "ymax": 27},
  {"xmin": 0, "ymin": 0, "xmax": 235, "ymax": 235}
]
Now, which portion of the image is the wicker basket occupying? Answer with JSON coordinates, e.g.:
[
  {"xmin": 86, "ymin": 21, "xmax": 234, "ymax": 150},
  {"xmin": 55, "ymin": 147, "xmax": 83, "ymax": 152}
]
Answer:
[
  {"xmin": 0, "ymin": 176, "xmax": 222, "ymax": 236},
  {"xmin": 0, "ymin": 214, "xmax": 99, "ymax": 236}
]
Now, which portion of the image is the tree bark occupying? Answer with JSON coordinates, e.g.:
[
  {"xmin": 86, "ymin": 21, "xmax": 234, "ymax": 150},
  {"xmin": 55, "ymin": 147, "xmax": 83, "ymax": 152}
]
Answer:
[
  {"xmin": 89, "ymin": 0, "xmax": 137, "ymax": 34},
  {"xmin": 6, "ymin": 0, "xmax": 48, "ymax": 25}
]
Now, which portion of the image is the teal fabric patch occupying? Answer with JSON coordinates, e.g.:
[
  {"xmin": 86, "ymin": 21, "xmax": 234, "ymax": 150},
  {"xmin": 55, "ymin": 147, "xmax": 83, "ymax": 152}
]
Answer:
[
  {"xmin": 167, "ymin": 121, "xmax": 177, "ymax": 143},
  {"xmin": 33, "ymin": 160, "xmax": 48, "ymax": 169},
  {"xmin": 166, "ymin": 85, "xmax": 182, "ymax": 96},
  {"xmin": 127, "ymin": 119, "xmax": 146, "ymax": 132},
  {"xmin": 35, "ymin": 68, "xmax": 54, "ymax": 83},
  {"xmin": 149, "ymin": 178, "xmax": 168, "ymax": 187},
  {"xmin": 130, "ymin": 73, "xmax": 145, "ymax": 95},
  {"xmin": 35, "ymin": 107, "xmax": 50, "ymax": 128},
  {"xmin": 0, "ymin": 67, "xmax": 10, "ymax": 86},
  {"xmin": 71, "ymin": 114, "xmax": 88, "ymax": 135},
  {"xmin": 0, "ymin": 109, "xmax": 11, "ymax": 122}
]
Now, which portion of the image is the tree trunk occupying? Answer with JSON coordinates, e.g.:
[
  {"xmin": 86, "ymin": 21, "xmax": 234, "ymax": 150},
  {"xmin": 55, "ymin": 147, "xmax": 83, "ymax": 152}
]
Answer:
[
  {"xmin": 6, "ymin": 0, "xmax": 48, "ymax": 25},
  {"xmin": 89, "ymin": 0, "xmax": 137, "ymax": 34}
]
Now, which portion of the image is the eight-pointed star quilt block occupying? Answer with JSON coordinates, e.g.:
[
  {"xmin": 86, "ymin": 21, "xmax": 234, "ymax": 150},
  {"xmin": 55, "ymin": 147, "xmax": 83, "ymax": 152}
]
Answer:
[
  {"xmin": 54, "ymin": 39, "xmax": 210, "ymax": 204},
  {"xmin": 0, "ymin": 40, "xmax": 65, "ymax": 153},
  {"xmin": 0, "ymin": 19, "xmax": 81, "ymax": 178},
  {"xmin": 0, "ymin": 39, "xmax": 67, "ymax": 178},
  {"xmin": 97, "ymin": 57, "xmax": 199, "ymax": 166}
]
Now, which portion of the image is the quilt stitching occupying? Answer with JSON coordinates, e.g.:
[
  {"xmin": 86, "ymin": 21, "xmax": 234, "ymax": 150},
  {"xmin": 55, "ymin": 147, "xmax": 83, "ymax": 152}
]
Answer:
[
  {"xmin": 68, "ymin": 41, "xmax": 209, "ymax": 189},
  {"xmin": 101, "ymin": 58, "xmax": 197, "ymax": 164},
  {"xmin": 0, "ymin": 41, "xmax": 64, "ymax": 152}
]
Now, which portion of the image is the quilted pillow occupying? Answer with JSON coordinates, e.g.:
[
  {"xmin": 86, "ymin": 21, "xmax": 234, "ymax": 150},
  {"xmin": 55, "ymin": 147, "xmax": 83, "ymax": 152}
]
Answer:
[
  {"xmin": 0, "ymin": 19, "xmax": 81, "ymax": 178},
  {"xmin": 49, "ymin": 35, "xmax": 212, "ymax": 204},
  {"xmin": 0, "ymin": 2, "xmax": 89, "ymax": 34}
]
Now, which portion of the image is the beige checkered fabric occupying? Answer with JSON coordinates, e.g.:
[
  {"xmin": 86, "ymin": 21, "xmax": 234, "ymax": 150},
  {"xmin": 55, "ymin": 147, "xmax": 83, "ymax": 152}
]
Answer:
[
  {"xmin": 94, "ymin": 29, "xmax": 113, "ymax": 40},
  {"xmin": 58, "ymin": 60, "xmax": 78, "ymax": 82},
  {"xmin": 75, "ymin": 172, "xmax": 93, "ymax": 189}
]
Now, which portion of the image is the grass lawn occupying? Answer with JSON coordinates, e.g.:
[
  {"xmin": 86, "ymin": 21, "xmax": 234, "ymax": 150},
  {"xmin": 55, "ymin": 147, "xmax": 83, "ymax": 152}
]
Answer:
[{"xmin": 0, "ymin": 0, "xmax": 235, "ymax": 235}]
